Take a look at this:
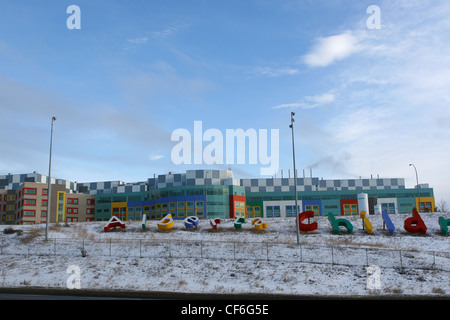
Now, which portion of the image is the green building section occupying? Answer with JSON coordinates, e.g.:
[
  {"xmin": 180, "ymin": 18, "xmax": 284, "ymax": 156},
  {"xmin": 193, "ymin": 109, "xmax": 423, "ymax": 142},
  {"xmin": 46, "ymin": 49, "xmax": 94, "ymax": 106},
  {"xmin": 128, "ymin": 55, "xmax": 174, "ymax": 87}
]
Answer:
[{"xmin": 94, "ymin": 185, "xmax": 247, "ymax": 221}]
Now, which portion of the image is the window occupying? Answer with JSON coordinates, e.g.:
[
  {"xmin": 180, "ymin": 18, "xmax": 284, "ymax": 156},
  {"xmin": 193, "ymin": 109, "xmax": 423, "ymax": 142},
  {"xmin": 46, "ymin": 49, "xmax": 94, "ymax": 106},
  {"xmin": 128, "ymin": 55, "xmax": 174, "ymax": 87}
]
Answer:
[
  {"xmin": 196, "ymin": 208, "xmax": 204, "ymax": 217},
  {"xmin": 6, "ymin": 204, "xmax": 15, "ymax": 211},
  {"xmin": 266, "ymin": 206, "xmax": 281, "ymax": 218},
  {"xmin": 67, "ymin": 198, "xmax": 79, "ymax": 205},
  {"xmin": 177, "ymin": 201, "xmax": 185, "ymax": 218},
  {"xmin": 305, "ymin": 205, "xmax": 320, "ymax": 216},
  {"xmin": 23, "ymin": 210, "xmax": 36, "ymax": 217},
  {"xmin": 195, "ymin": 201, "xmax": 204, "ymax": 208},
  {"xmin": 286, "ymin": 205, "xmax": 300, "ymax": 217},
  {"xmin": 67, "ymin": 208, "xmax": 78, "ymax": 214},
  {"xmin": 6, "ymin": 195, "xmax": 16, "ymax": 201},
  {"xmin": 382, "ymin": 203, "xmax": 396, "ymax": 214},
  {"xmin": 24, "ymin": 188, "xmax": 37, "ymax": 195},
  {"xmin": 41, "ymin": 199, "xmax": 48, "ymax": 207},
  {"xmin": 343, "ymin": 204, "xmax": 357, "ymax": 216},
  {"xmin": 87, "ymin": 208, "xmax": 94, "ymax": 215},
  {"xmin": 23, "ymin": 199, "xmax": 36, "ymax": 206},
  {"xmin": 42, "ymin": 189, "xmax": 48, "ymax": 195},
  {"xmin": 419, "ymin": 202, "xmax": 432, "ymax": 212},
  {"xmin": 41, "ymin": 210, "xmax": 47, "ymax": 217},
  {"xmin": 87, "ymin": 199, "xmax": 95, "ymax": 205}
]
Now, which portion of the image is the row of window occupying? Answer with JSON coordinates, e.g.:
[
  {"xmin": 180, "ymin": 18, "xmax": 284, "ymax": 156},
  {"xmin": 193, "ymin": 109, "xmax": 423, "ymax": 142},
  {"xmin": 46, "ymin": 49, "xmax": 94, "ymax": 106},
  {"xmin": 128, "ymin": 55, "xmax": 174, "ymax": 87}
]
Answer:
[
  {"xmin": 0, "ymin": 194, "xmax": 17, "ymax": 202},
  {"xmin": 1, "ymin": 198, "xmax": 95, "ymax": 207},
  {"xmin": 20, "ymin": 208, "xmax": 95, "ymax": 217},
  {"xmin": 112, "ymin": 201, "xmax": 206, "ymax": 221}
]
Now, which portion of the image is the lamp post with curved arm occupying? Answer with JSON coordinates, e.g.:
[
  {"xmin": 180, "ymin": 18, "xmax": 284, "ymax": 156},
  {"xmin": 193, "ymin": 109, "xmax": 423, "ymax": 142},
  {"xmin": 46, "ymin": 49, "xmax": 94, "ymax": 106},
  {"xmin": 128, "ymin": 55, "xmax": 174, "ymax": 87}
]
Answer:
[
  {"xmin": 290, "ymin": 112, "xmax": 300, "ymax": 244},
  {"xmin": 409, "ymin": 163, "xmax": 421, "ymax": 212},
  {"xmin": 45, "ymin": 117, "xmax": 57, "ymax": 241}
]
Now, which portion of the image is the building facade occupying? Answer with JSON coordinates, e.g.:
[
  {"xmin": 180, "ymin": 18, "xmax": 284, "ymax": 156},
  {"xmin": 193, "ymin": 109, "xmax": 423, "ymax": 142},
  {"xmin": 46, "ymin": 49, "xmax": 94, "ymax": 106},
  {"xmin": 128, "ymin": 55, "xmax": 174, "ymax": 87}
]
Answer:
[
  {"xmin": 0, "ymin": 170, "xmax": 436, "ymax": 225},
  {"xmin": 91, "ymin": 170, "xmax": 435, "ymax": 222},
  {"xmin": 0, "ymin": 173, "xmax": 95, "ymax": 225}
]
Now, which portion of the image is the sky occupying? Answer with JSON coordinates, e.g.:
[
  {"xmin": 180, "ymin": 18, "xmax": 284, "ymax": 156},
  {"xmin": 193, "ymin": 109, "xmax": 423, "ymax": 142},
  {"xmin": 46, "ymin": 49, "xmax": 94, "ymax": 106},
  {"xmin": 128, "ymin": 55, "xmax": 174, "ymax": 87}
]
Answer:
[{"xmin": 0, "ymin": 0, "xmax": 449, "ymax": 205}]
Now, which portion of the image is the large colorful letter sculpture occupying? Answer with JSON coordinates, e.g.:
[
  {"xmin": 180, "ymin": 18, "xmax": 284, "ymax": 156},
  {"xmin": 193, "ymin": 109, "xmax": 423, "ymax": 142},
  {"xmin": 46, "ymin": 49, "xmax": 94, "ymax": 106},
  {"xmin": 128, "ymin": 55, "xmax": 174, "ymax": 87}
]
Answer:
[
  {"xmin": 157, "ymin": 213, "xmax": 174, "ymax": 231},
  {"xmin": 438, "ymin": 216, "xmax": 450, "ymax": 235},
  {"xmin": 404, "ymin": 209, "xmax": 427, "ymax": 235},
  {"xmin": 327, "ymin": 212, "xmax": 353, "ymax": 234},
  {"xmin": 298, "ymin": 211, "xmax": 318, "ymax": 232},
  {"xmin": 104, "ymin": 216, "xmax": 126, "ymax": 232},
  {"xmin": 234, "ymin": 217, "xmax": 246, "ymax": 230},
  {"xmin": 184, "ymin": 216, "xmax": 200, "ymax": 229},
  {"xmin": 381, "ymin": 211, "xmax": 395, "ymax": 235},
  {"xmin": 252, "ymin": 218, "xmax": 268, "ymax": 231},
  {"xmin": 210, "ymin": 218, "xmax": 221, "ymax": 230},
  {"xmin": 360, "ymin": 211, "xmax": 373, "ymax": 234}
]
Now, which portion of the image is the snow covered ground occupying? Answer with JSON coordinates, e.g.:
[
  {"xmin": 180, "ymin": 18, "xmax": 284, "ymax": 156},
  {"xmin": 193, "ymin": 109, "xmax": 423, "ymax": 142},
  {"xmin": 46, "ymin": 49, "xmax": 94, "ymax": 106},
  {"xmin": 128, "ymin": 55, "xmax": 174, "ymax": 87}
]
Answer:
[{"xmin": 0, "ymin": 213, "xmax": 449, "ymax": 298}]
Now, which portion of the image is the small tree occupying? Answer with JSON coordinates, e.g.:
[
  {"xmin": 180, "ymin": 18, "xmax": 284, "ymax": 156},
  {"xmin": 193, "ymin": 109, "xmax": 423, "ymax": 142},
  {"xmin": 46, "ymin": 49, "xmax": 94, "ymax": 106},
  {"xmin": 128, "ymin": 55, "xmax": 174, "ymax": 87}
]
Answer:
[{"xmin": 436, "ymin": 199, "xmax": 448, "ymax": 213}]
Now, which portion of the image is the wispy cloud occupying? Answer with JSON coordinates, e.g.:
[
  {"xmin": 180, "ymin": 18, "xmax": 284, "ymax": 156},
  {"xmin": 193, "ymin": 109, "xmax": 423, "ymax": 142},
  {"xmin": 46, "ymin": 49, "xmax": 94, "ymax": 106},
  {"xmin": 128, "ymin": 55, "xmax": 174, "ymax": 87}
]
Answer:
[
  {"xmin": 149, "ymin": 154, "xmax": 164, "ymax": 161},
  {"xmin": 123, "ymin": 37, "xmax": 149, "ymax": 52},
  {"xmin": 273, "ymin": 92, "xmax": 335, "ymax": 110},
  {"xmin": 123, "ymin": 22, "xmax": 188, "ymax": 52},
  {"xmin": 251, "ymin": 66, "xmax": 299, "ymax": 77}
]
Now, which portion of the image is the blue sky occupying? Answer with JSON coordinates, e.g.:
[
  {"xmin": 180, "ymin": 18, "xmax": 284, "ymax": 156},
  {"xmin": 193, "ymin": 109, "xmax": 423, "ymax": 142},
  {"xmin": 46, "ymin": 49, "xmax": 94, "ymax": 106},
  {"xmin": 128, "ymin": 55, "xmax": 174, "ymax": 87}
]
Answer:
[{"xmin": 1, "ymin": 1, "xmax": 450, "ymax": 204}]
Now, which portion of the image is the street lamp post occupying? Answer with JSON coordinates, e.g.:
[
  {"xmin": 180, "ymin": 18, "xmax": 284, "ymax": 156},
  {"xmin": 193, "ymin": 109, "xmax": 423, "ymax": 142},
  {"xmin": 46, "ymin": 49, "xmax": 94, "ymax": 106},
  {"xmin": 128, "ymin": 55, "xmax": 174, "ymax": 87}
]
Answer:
[
  {"xmin": 290, "ymin": 112, "xmax": 300, "ymax": 244},
  {"xmin": 45, "ymin": 117, "xmax": 57, "ymax": 241},
  {"xmin": 409, "ymin": 163, "xmax": 421, "ymax": 212}
]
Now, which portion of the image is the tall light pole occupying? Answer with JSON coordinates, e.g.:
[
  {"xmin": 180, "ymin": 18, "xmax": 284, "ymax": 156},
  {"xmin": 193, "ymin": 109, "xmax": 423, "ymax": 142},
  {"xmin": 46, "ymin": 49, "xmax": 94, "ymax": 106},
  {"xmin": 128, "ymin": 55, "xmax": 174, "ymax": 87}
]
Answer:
[
  {"xmin": 45, "ymin": 117, "xmax": 57, "ymax": 241},
  {"xmin": 409, "ymin": 163, "xmax": 421, "ymax": 212},
  {"xmin": 290, "ymin": 112, "xmax": 300, "ymax": 244}
]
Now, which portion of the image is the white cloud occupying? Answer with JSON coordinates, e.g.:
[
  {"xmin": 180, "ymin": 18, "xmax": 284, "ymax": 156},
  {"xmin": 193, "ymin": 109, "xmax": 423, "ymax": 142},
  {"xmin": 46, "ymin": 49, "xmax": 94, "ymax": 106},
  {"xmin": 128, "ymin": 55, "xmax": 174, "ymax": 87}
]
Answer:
[
  {"xmin": 252, "ymin": 66, "xmax": 299, "ymax": 77},
  {"xmin": 273, "ymin": 92, "xmax": 335, "ymax": 110},
  {"xmin": 305, "ymin": 93, "xmax": 335, "ymax": 104},
  {"xmin": 149, "ymin": 155, "xmax": 164, "ymax": 161},
  {"xmin": 302, "ymin": 31, "xmax": 361, "ymax": 67}
]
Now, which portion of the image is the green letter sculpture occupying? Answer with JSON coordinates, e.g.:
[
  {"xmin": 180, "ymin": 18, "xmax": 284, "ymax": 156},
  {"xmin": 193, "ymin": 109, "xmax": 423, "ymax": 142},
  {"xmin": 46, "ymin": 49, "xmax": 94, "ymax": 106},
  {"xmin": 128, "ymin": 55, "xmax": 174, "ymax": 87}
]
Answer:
[
  {"xmin": 328, "ymin": 212, "xmax": 353, "ymax": 234},
  {"xmin": 439, "ymin": 216, "xmax": 450, "ymax": 235}
]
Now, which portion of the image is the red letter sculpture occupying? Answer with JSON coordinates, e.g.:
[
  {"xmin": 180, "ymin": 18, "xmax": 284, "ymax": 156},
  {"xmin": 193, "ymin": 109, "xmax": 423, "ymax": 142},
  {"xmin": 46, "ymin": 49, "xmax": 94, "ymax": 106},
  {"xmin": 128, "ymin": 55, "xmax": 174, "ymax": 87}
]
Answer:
[
  {"xmin": 404, "ymin": 209, "xmax": 427, "ymax": 235},
  {"xmin": 299, "ymin": 211, "xmax": 318, "ymax": 232}
]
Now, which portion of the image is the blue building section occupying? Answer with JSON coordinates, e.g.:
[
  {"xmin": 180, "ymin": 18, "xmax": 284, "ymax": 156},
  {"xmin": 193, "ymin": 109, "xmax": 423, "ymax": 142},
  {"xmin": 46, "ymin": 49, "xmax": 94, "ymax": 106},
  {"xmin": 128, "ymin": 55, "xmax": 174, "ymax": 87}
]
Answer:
[
  {"xmin": 302, "ymin": 199, "xmax": 322, "ymax": 216},
  {"xmin": 127, "ymin": 195, "xmax": 207, "ymax": 220}
]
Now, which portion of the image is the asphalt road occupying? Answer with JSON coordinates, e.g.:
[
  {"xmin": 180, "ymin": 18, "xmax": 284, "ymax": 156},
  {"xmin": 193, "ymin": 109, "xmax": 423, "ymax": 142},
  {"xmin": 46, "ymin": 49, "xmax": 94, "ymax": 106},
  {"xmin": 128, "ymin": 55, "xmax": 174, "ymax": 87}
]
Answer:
[{"xmin": 0, "ymin": 287, "xmax": 446, "ymax": 300}]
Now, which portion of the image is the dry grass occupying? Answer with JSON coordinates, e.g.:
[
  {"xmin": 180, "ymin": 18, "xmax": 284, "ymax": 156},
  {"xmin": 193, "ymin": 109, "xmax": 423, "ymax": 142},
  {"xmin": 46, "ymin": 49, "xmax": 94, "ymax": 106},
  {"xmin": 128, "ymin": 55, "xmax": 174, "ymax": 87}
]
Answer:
[{"xmin": 20, "ymin": 228, "xmax": 43, "ymax": 244}]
